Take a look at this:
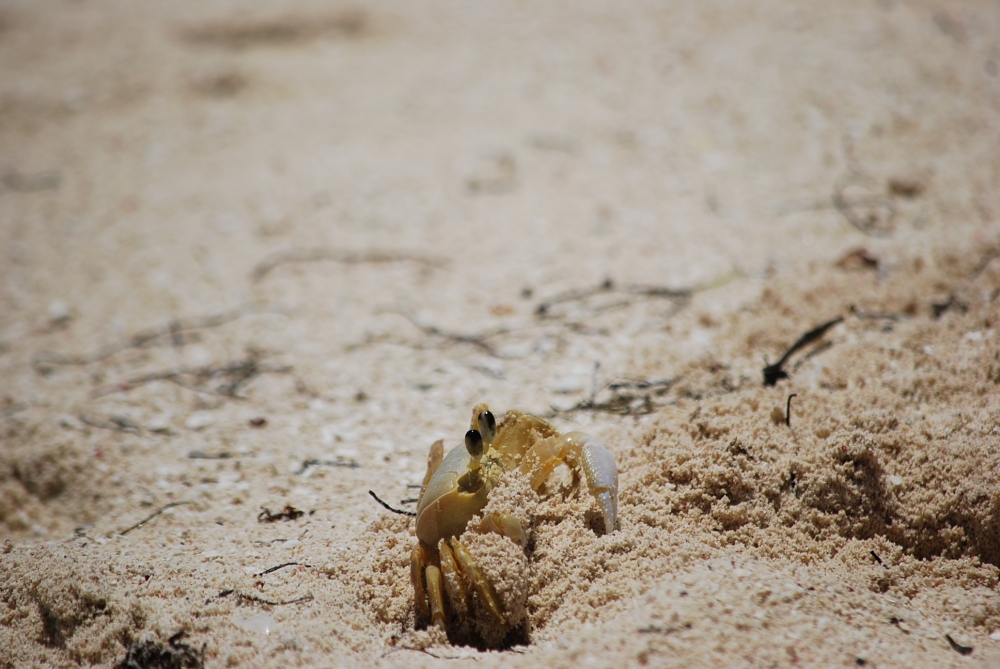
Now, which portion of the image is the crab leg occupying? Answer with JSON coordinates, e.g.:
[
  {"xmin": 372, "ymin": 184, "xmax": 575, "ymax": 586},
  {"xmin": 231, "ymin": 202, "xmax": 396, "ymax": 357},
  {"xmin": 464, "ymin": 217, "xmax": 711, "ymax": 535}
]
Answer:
[
  {"xmin": 523, "ymin": 431, "xmax": 619, "ymax": 534},
  {"xmin": 438, "ymin": 541, "xmax": 469, "ymax": 621},
  {"xmin": 419, "ymin": 439, "xmax": 445, "ymax": 499},
  {"xmin": 425, "ymin": 564, "xmax": 447, "ymax": 631},
  {"xmin": 449, "ymin": 538, "xmax": 505, "ymax": 625},
  {"xmin": 412, "ymin": 439, "xmax": 446, "ymax": 629},
  {"xmin": 411, "ymin": 543, "xmax": 431, "ymax": 625},
  {"xmin": 479, "ymin": 511, "xmax": 527, "ymax": 547}
]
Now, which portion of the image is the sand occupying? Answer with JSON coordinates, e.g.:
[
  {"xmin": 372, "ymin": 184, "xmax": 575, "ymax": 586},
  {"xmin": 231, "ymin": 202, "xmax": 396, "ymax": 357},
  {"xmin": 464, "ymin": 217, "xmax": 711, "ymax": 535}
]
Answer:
[{"xmin": 2, "ymin": 1, "xmax": 1000, "ymax": 667}]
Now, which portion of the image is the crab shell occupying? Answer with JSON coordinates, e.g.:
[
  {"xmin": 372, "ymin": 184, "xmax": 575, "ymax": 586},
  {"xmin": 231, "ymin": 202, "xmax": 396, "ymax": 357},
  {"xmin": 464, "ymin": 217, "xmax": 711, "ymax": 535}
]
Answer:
[{"xmin": 415, "ymin": 442, "xmax": 494, "ymax": 545}]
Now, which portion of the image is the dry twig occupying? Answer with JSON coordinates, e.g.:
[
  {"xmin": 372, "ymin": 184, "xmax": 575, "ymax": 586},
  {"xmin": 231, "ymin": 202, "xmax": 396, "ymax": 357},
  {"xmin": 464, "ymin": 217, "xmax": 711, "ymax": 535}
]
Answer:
[
  {"xmin": 255, "ymin": 562, "xmax": 308, "ymax": 576},
  {"xmin": 208, "ymin": 589, "xmax": 314, "ymax": 606},
  {"xmin": 535, "ymin": 278, "xmax": 692, "ymax": 318},
  {"xmin": 119, "ymin": 500, "xmax": 193, "ymax": 536}
]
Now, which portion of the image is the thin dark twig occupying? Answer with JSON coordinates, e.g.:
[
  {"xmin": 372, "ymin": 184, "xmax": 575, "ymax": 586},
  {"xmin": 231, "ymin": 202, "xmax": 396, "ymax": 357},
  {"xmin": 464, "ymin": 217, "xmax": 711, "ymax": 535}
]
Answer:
[
  {"xmin": 870, "ymin": 550, "xmax": 888, "ymax": 569},
  {"xmin": 762, "ymin": 316, "xmax": 843, "ymax": 386},
  {"xmin": 945, "ymin": 634, "xmax": 973, "ymax": 656},
  {"xmin": 251, "ymin": 248, "xmax": 445, "ymax": 282},
  {"xmin": 208, "ymin": 589, "xmax": 314, "ymax": 606},
  {"xmin": 535, "ymin": 279, "xmax": 691, "ymax": 317},
  {"xmin": 785, "ymin": 394, "xmax": 798, "ymax": 427},
  {"xmin": 256, "ymin": 562, "xmax": 308, "ymax": 576},
  {"xmin": 391, "ymin": 311, "xmax": 508, "ymax": 357},
  {"xmin": 32, "ymin": 304, "xmax": 263, "ymax": 369},
  {"xmin": 369, "ymin": 490, "xmax": 417, "ymax": 517},
  {"xmin": 252, "ymin": 529, "xmax": 308, "ymax": 545},
  {"xmin": 119, "ymin": 500, "xmax": 193, "ymax": 536}
]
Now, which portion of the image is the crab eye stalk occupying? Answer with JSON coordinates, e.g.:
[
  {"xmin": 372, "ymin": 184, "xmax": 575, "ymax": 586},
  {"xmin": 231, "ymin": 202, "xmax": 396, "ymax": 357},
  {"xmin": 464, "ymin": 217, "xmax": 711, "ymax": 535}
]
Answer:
[
  {"xmin": 477, "ymin": 410, "xmax": 497, "ymax": 447},
  {"xmin": 465, "ymin": 429, "xmax": 484, "ymax": 459}
]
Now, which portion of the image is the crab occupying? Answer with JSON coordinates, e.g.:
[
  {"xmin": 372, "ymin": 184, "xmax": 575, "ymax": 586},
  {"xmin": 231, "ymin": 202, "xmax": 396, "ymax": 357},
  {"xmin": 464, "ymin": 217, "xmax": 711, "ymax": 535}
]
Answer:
[{"xmin": 410, "ymin": 402, "xmax": 619, "ymax": 641}]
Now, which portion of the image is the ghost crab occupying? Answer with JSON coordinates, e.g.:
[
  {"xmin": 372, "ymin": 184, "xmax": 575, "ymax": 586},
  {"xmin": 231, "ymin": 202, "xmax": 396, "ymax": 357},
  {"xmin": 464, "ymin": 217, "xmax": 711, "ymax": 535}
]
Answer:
[{"xmin": 411, "ymin": 402, "xmax": 619, "ymax": 641}]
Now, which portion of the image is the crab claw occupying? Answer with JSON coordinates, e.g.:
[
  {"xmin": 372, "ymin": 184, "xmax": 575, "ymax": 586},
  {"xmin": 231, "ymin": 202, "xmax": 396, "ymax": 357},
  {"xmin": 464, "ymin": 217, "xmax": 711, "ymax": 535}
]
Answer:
[
  {"xmin": 524, "ymin": 431, "xmax": 619, "ymax": 534},
  {"xmin": 567, "ymin": 432, "xmax": 619, "ymax": 534},
  {"xmin": 573, "ymin": 432, "xmax": 619, "ymax": 534}
]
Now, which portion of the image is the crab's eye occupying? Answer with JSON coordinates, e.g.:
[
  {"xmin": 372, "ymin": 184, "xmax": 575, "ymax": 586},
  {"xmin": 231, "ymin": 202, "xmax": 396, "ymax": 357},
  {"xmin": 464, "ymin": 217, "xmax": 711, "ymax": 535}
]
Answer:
[
  {"xmin": 464, "ymin": 429, "xmax": 484, "ymax": 458},
  {"xmin": 477, "ymin": 410, "xmax": 497, "ymax": 445}
]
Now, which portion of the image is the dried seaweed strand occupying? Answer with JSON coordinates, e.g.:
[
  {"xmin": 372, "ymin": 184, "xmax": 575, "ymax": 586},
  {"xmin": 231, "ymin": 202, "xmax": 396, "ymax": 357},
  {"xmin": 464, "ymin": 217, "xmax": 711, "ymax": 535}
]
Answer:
[{"xmin": 762, "ymin": 316, "xmax": 843, "ymax": 386}]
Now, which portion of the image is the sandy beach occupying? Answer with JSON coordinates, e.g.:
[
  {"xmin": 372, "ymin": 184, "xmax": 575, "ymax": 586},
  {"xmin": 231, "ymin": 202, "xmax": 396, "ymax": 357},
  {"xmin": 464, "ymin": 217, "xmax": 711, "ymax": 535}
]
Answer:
[{"xmin": 2, "ymin": 1, "xmax": 1000, "ymax": 667}]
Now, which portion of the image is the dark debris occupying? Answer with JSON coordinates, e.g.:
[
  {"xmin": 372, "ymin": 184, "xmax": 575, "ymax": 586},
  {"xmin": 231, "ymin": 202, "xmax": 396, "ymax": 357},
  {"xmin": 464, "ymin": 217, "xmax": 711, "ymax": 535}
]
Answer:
[
  {"xmin": 945, "ymin": 634, "xmax": 973, "ymax": 656},
  {"xmin": 116, "ymin": 631, "xmax": 205, "ymax": 669},
  {"xmin": 762, "ymin": 317, "xmax": 843, "ymax": 386},
  {"xmin": 369, "ymin": 490, "xmax": 417, "ymax": 517},
  {"xmin": 257, "ymin": 505, "xmax": 306, "ymax": 523}
]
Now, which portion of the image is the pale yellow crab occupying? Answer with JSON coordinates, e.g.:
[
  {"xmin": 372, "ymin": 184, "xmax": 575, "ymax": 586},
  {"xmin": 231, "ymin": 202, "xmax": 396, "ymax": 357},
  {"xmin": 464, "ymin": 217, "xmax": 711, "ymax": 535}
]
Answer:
[{"xmin": 410, "ymin": 403, "xmax": 619, "ymax": 641}]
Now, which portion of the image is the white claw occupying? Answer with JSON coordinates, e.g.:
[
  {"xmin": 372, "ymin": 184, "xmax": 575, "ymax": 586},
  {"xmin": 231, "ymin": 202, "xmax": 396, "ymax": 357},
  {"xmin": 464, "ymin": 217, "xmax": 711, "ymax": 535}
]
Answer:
[{"xmin": 565, "ymin": 432, "xmax": 619, "ymax": 534}]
